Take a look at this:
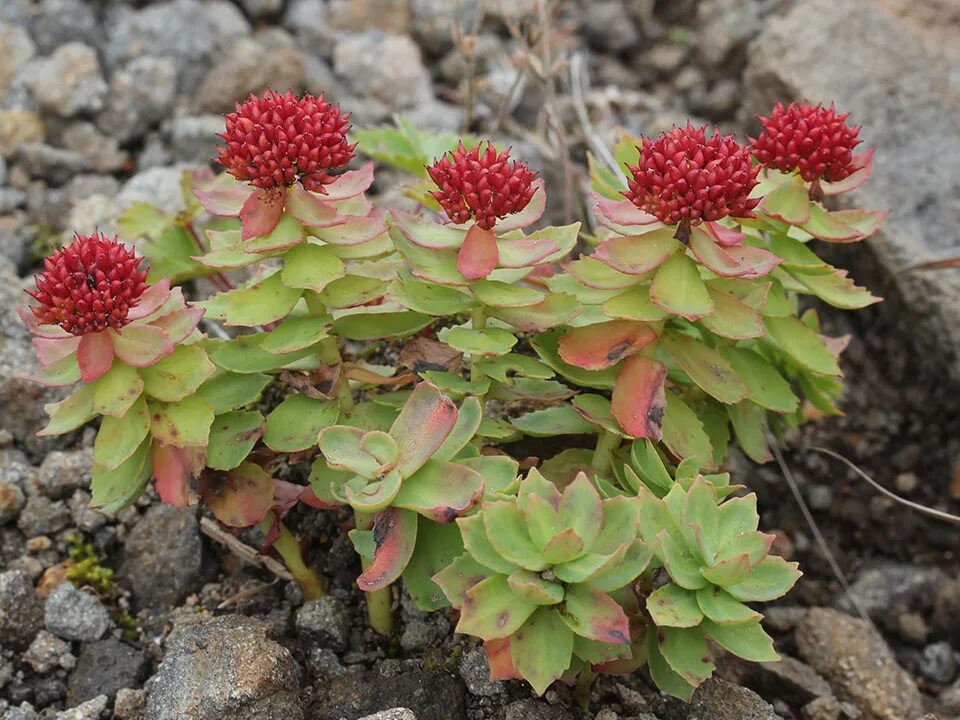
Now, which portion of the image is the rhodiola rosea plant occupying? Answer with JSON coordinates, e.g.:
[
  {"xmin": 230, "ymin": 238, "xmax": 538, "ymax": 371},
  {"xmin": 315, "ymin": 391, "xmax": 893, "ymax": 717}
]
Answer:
[{"xmin": 17, "ymin": 92, "xmax": 888, "ymax": 702}]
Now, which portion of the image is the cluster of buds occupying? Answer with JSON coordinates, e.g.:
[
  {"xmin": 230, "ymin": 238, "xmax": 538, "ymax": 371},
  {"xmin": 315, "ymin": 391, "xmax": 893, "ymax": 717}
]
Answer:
[
  {"xmin": 217, "ymin": 90, "xmax": 355, "ymax": 193},
  {"xmin": 751, "ymin": 102, "xmax": 862, "ymax": 184},
  {"xmin": 624, "ymin": 124, "xmax": 760, "ymax": 238},
  {"xmin": 428, "ymin": 142, "xmax": 538, "ymax": 230}
]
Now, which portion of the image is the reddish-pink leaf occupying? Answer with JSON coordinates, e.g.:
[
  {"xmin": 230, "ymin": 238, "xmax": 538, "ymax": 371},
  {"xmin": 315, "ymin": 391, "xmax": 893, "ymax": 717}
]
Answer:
[
  {"xmin": 558, "ymin": 321, "xmax": 657, "ymax": 370},
  {"xmin": 703, "ymin": 221, "xmax": 745, "ymax": 247},
  {"xmin": 357, "ymin": 507, "xmax": 418, "ymax": 591},
  {"xmin": 33, "ymin": 336, "xmax": 81, "ymax": 366},
  {"xmin": 240, "ymin": 188, "xmax": 286, "ymax": 240},
  {"xmin": 496, "ymin": 179, "xmax": 546, "ymax": 232},
  {"xmin": 77, "ymin": 331, "xmax": 115, "ymax": 383},
  {"xmin": 322, "ymin": 162, "xmax": 375, "ymax": 201},
  {"xmin": 299, "ymin": 485, "xmax": 340, "ymax": 509},
  {"xmin": 458, "ymin": 224, "xmax": 499, "ymax": 280},
  {"xmin": 194, "ymin": 187, "xmax": 249, "ymax": 216},
  {"xmin": 149, "ymin": 305, "xmax": 205, "ymax": 345},
  {"xmin": 201, "ymin": 462, "xmax": 274, "ymax": 528},
  {"xmin": 593, "ymin": 229, "xmax": 680, "ymax": 275},
  {"xmin": 153, "ymin": 442, "xmax": 202, "ymax": 507},
  {"xmin": 390, "ymin": 382, "xmax": 458, "ymax": 477},
  {"xmin": 126, "ymin": 279, "xmax": 171, "ymax": 321},
  {"xmin": 611, "ymin": 355, "xmax": 667, "ymax": 440},
  {"xmin": 593, "ymin": 195, "xmax": 659, "ymax": 232},
  {"xmin": 689, "ymin": 228, "xmax": 781, "ymax": 279},
  {"xmin": 272, "ymin": 479, "xmax": 304, "ymax": 515},
  {"xmin": 825, "ymin": 208, "xmax": 890, "ymax": 241},
  {"xmin": 485, "ymin": 638, "xmax": 523, "ymax": 681},
  {"xmin": 821, "ymin": 149, "xmax": 874, "ymax": 195},
  {"xmin": 109, "ymin": 325, "xmax": 173, "ymax": 367},
  {"xmin": 285, "ymin": 183, "xmax": 342, "ymax": 228},
  {"xmin": 562, "ymin": 586, "xmax": 631, "ymax": 644}
]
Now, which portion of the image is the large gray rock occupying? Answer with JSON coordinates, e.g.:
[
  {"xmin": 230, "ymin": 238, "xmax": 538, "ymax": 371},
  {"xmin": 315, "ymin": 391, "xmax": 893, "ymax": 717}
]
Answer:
[
  {"xmin": 119, "ymin": 504, "xmax": 204, "ymax": 610},
  {"xmin": 295, "ymin": 596, "xmax": 350, "ymax": 652},
  {"xmin": 796, "ymin": 607, "xmax": 923, "ymax": 720},
  {"xmin": 0, "ymin": 21, "xmax": 35, "ymax": 96},
  {"xmin": 44, "ymin": 582, "xmax": 113, "ymax": 642},
  {"xmin": 145, "ymin": 615, "xmax": 303, "ymax": 720},
  {"xmin": 833, "ymin": 562, "xmax": 946, "ymax": 621},
  {"xmin": 661, "ymin": 677, "xmax": 778, "ymax": 720},
  {"xmin": 27, "ymin": 0, "xmax": 100, "ymax": 54},
  {"xmin": 18, "ymin": 43, "xmax": 107, "ymax": 117},
  {"xmin": 743, "ymin": 0, "xmax": 960, "ymax": 384},
  {"xmin": 96, "ymin": 56, "xmax": 178, "ymax": 143},
  {"xmin": 0, "ymin": 570, "xmax": 44, "ymax": 649},
  {"xmin": 35, "ymin": 449, "xmax": 94, "ymax": 500},
  {"xmin": 68, "ymin": 638, "xmax": 150, "ymax": 705},
  {"xmin": 316, "ymin": 667, "xmax": 466, "ymax": 720}
]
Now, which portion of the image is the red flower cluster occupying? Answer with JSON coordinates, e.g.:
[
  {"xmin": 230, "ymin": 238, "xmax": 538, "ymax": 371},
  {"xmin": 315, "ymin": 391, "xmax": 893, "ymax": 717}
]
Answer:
[
  {"xmin": 428, "ymin": 142, "xmax": 538, "ymax": 230},
  {"xmin": 624, "ymin": 124, "xmax": 760, "ymax": 229},
  {"xmin": 27, "ymin": 232, "xmax": 148, "ymax": 336},
  {"xmin": 750, "ymin": 102, "xmax": 861, "ymax": 183},
  {"xmin": 217, "ymin": 90, "xmax": 355, "ymax": 193}
]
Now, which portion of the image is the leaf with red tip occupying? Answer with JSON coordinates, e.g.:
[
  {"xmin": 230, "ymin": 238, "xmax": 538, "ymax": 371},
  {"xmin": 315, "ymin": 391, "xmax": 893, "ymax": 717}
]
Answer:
[
  {"xmin": 800, "ymin": 204, "xmax": 864, "ymax": 242},
  {"xmin": 109, "ymin": 325, "xmax": 173, "ymax": 368},
  {"xmin": 126, "ymin": 279, "xmax": 172, "ymax": 321},
  {"xmin": 240, "ymin": 188, "xmax": 286, "ymax": 240},
  {"xmin": 703, "ymin": 222, "xmax": 745, "ymax": 247},
  {"xmin": 285, "ymin": 183, "xmax": 341, "ymax": 227},
  {"xmin": 758, "ymin": 177, "xmax": 811, "ymax": 225},
  {"xmin": 149, "ymin": 306, "xmax": 204, "ymax": 346},
  {"xmin": 201, "ymin": 462, "xmax": 274, "ymax": 528},
  {"xmin": 310, "ymin": 212, "xmax": 386, "ymax": 245},
  {"xmin": 489, "ymin": 293, "xmax": 581, "ymax": 332},
  {"xmin": 77, "ymin": 331, "xmax": 115, "ymax": 383},
  {"xmin": 611, "ymin": 355, "xmax": 667, "ymax": 440},
  {"xmin": 193, "ymin": 187, "xmax": 249, "ymax": 216},
  {"xmin": 559, "ymin": 585, "xmax": 631, "ymax": 644},
  {"xmin": 394, "ymin": 460, "xmax": 484, "ymax": 522},
  {"xmin": 496, "ymin": 179, "xmax": 546, "ymax": 232},
  {"xmin": 457, "ymin": 574, "xmax": 538, "ymax": 640},
  {"xmin": 392, "ymin": 209, "xmax": 468, "ymax": 249},
  {"xmin": 152, "ymin": 442, "xmax": 202, "ymax": 507},
  {"xmin": 485, "ymin": 638, "xmax": 522, "ymax": 681},
  {"xmin": 593, "ymin": 196, "xmax": 660, "ymax": 234},
  {"xmin": 323, "ymin": 162, "xmax": 375, "ymax": 201},
  {"xmin": 33, "ymin": 335, "xmax": 81, "ymax": 366},
  {"xmin": 458, "ymin": 224, "xmax": 499, "ymax": 280},
  {"xmin": 28, "ymin": 352, "xmax": 82, "ymax": 387},
  {"xmin": 825, "ymin": 208, "xmax": 889, "ymax": 240},
  {"xmin": 357, "ymin": 507, "xmax": 419, "ymax": 591},
  {"xmin": 495, "ymin": 235, "xmax": 560, "ymax": 268},
  {"xmin": 821, "ymin": 149, "xmax": 874, "ymax": 195},
  {"xmin": 558, "ymin": 321, "xmax": 656, "ymax": 370},
  {"xmin": 689, "ymin": 228, "xmax": 781, "ymax": 279},
  {"xmin": 389, "ymin": 383, "xmax": 458, "ymax": 477},
  {"xmin": 650, "ymin": 253, "xmax": 714, "ymax": 320},
  {"xmin": 594, "ymin": 228, "xmax": 681, "ymax": 275}
]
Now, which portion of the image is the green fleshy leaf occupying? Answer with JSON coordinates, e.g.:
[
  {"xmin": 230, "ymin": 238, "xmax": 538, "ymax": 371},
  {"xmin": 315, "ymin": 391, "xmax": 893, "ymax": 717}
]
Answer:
[
  {"xmin": 538, "ymin": 449, "xmax": 594, "ymax": 490},
  {"xmin": 727, "ymin": 401, "xmax": 772, "ymax": 464},
  {"xmin": 759, "ymin": 176, "xmax": 811, "ymax": 224},
  {"xmin": 482, "ymin": 501, "xmax": 547, "ymax": 571},
  {"xmin": 433, "ymin": 553, "xmax": 496, "ymax": 607},
  {"xmin": 723, "ymin": 557, "xmax": 801, "ymax": 602},
  {"xmin": 657, "ymin": 530, "xmax": 708, "ymax": 591},
  {"xmin": 715, "ymin": 494, "xmax": 760, "ymax": 549},
  {"xmin": 349, "ymin": 528, "xmax": 375, "ymax": 560},
  {"xmin": 650, "ymin": 252, "xmax": 714, "ymax": 320},
  {"xmin": 206, "ymin": 410, "xmax": 264, "ymax": 470},
  {"xmin": 402, "ymin": 519, "xmax": 463, "ymax": 611},
  {"xmin": 592, "ymin": 497, "xmax": 641, "ymax": 554},
  {"xmin": 721, "ymin": 347, "xmax": 798, "ymax": 413},
  {"xmin": 393, "ymin": 460, "xmax": 483, "ymax": 522},
  {"xmin": 243, "ymin": 213, "xmax": 305, "ymax": 251},
  {"xmin": 118, "ymin": 202, "xmax": 169, "ymax": 242},
  {"xmin": 595, "ymin": 228, "xmax": 681, "ymax": 275},
  {"xmin": 572, "ymin": 394, "xmax": 626, "ymax": 436},
  {"xmin": 39, "ymin": 384, "xmax": 96, "ymax": 436},
  {"xmin": 458, "ymin": 513, "xmax": 519, "ymax": 575},
  {"xmin": 439, "ymin": 326, "xmax": 517, "ymax": 357},
  {"xmin": 541, "ymin": 529, "xmax": 586, "ymax": 565},
  {"xmin": 420, "ymin": 371, "xmax": 490, "ymax": 398},
  {"xmin": 434, "ymin": 396, "xmax": 482, "ymax": 462},
  {"xmin": 588, "ymin": 540, "xmax": 654, "ymax": 592},
  {"xmin": 460, "ymin": 456, "xmax": 519, "ymax": 496},
  {"xmin": 207, "ymin": 335, "xmax": 320, "ymax": 374},
  {"xmin": 264, "ymin": 394, "xmax": 339, "ymax": 452},
  {"xmin": 511, "ymin": 608, "xmax": 574, "ymax": 696},
  {"xmin": 92, "ymin": 363, "xmax": 144, "ymax": 417},
  {"xmin": 28, "ymin": 353, "xmax": 81, "ymax": 387},
  {"xmin": 763, "ymin": 315, "xmax": 841, "ymax": 375},
  {"xmin": 508, "ymin": 569, "xmax": 565, "ymax": 605},
  {"xmin": 661, "ymin": 331, "xmax": 748, "ymax": 405},
  {"xmin": 558, "ymin": 585, "xmax": 631, "ymax": 644},
  {"xmin": 511, "ymin": 405, "xmax": 595, "ymax": 437},
  {"xmin": 314, "ymin": 275, "xmax": 388, "ymax": 308},
  {"xmin": 574, "ymin": 634, "xmax": 633, "ymax": 666},
  {"xmin": 331, "ymin": 309, "xmax": 432, "ymax": 340},
  {"xmin": 603, "ymin": 285, "xmax": 670, "ymax": 322},
  {"xmin": 699, "ymin": 287, "xmax": 764, "ymax": 339},
  {"xmin": 472, "ymin": 279, "xmax": 545, "ymax": 308},
  {"xmin": 525, "ymin": 494, "xmax": 561, "ymax": 551},
  {"xmin": 391, "ymin": 275, "xmax": 475, "ymax": 315},
  {"xmin": 791, "ymin": 268, "xmax": 880, "ymax": 310},
  {"xmin": 647, "ymin": 583, "xmax": 704, "ymax": 628},
  {"xmin": 389, "ymin": 382, "xmax": 458, "ymax": 477},
  {"xmin": 681, "ymin": 477, "xmax": 720, "ymax": 562},
  {"xmin": 196, "ymin": 371, "xmax": 271, "ymax": 413},
  {"xmin": 647, "ymin": 631, "xmax": 697, "ymax": 700},
  {"xmin": 94, "ymin": 396, "xmax": 151, "ymax": 470},
  {"xmin": 90, "ymin": 436, "xmax": 152, "ymax": 512},
  {"xmin": 489, "ymin": 378, "xmax": 574, "ymax": 402},
  {"xmin": 629, "ymin": 440, "xmax": 674, "ymax": 493},
  {"xmin": 473, "ymin": 353, "xmax": 555, "ymax": 383},
  {"xmin": 141, "ymin": 225, "xmax": 207, "ymax": 283},
  {"xmin": 702, "ymin": 619, "xmax": 778, "ymax": 662},
  {"xmin": 280, "ymin": 243, "xmax": 346, "ymax": 292},
  {"xmin": 487, "ymin": 293, "xmax": 582, "ymax": 333},
  {"xmin": 149, "ymin": 396, "xmax": 215, "ymax": 448},
  {"xmin": 456, "ymin": 574, "xmax": 538, "ymax": 641},
  {"xmin": 695, "ymin": 586, "xmax": 762, "ymax": 626},
  {"xmin": 662, "ymin": 394, "xmax": 715, "ymax": 471},
  {"xmin": 558, "ymin": 473, "xmax": 603, "ymax": 551},
  {"xmin": 554, "ymin": 546, "xmax": 623, "ymax": 585},
  {"xmin": 140, "ymin": 344, "xmax": 217, "ymax": 402},
  {"xmin": 199, "ymin": 271, "xmax": 303, "ymax": 326},
  {"xmin": 658, "ymin": 626, "xmax": 714, "ymax": 686},
  {"xmin": 260, "ymin": 315, "xmax": 331, "ymax": 354},
  {"xmin": 307, "ymin": 457, "xmax": 351, "ymax": 507}
]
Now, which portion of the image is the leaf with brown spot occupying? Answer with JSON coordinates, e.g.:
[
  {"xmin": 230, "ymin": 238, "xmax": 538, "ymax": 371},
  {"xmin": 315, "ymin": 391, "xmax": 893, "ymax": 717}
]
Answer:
[
  {"xmin": 201, "ymin": 462, "xmax": 274, "ymax": 528},
  {"xmin": 357, "ymin": 507, "xmax": 419, "ymax": 591},
  {"xmin": 558, "ymin": 321, "xmax": 657, "ymax": 371},
  {"xmin": 611, "ymin": 356, "xmax": 667, "ymax": 440},
  {"xmin": 398, "ymin": 337, "xmax": 463, "ymax": 375}
]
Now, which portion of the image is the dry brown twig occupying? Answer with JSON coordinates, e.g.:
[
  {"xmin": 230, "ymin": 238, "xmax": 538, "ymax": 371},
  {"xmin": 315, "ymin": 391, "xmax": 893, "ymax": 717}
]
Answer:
[{"xmin": 199, "ymin": 516, "xmax": 294, "ymax": 582}]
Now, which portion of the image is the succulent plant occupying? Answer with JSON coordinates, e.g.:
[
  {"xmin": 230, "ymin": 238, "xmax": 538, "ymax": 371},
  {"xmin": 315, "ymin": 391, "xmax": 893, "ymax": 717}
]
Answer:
[
  {"xmin": 435, "ymin": 468, "xmax": 652, "ymax": 695},
  {"xmin": 635, "ymin": 474, "xmax": 801, "ymax": 700}
]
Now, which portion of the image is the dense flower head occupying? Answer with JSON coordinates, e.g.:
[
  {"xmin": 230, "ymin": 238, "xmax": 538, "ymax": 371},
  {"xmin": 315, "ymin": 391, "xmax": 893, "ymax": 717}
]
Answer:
[
  {"xmin": 624, "ymin": 124, "xmax": 760, "ymax": 228},
  {"xmin": 750, "ymin": 102, "xmax": 862, "ymax": 183},
  {"xmin": 217, "ymin": 90, "xmax": 355, "ymax": 193},
  {"xmin": 427, "ymin": 141, "xmax": 538, "ymax": 230},
  {"xmin": 27, "ymin": 232, "xmax": 148, "ymax": 336}
]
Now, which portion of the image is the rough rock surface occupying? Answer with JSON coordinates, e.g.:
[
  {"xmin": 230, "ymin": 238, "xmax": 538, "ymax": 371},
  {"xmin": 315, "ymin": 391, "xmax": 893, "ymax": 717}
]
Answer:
[
  {"xmin": 314, "ymin": 666, "xmax": 466, "ymax": 720},
  {"xmin": 145, "ymin": 615, "xmax": 303, "ymax": 720},
  {"xmin": 744, "ymin": 0, "xmax": 960, "ymax": 383},
  {"xmin": 67, "ymin": 638, "xmax": 150, "ymax": 704},
  {"xmin": 661, "ymin": 677, "xmax": 779, "ymax": 719},
  {"xmin": 43, "ymin": 582, "xmax": 113, "ymax": 642},
  {"xmin": 796, "ymin": 607, "xmax": 923, "ymax": 720},
  {"xmin": 0, "ymin": 569, "xmax": 44, "ymax": 649}
]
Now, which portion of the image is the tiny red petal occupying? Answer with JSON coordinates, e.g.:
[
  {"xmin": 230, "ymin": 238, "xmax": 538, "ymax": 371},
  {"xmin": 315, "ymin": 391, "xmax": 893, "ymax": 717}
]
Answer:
[
  {"xmin": 622, "ymin": 124, "xmax": 760, "ymax": 227},
  {"xmin": 749, "ymin": 102, "xmax": 862, "ymax": 183},
  {"xmin": 217, "ymin": 90, "xmax": 355, "ymax": 193},
  {"xmin": 427, "ymin": 141, "xmax": 538, "ymax": 230},
  {"xmin": 27, "ymin": 232, "xmax": 148, "ymax": 336}
]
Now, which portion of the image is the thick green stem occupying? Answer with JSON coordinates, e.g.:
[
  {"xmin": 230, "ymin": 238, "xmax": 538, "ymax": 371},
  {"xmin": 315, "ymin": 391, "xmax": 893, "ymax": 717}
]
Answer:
[
  {"xmin": 574, "ymin": 664, "xmax": 597, "ymax": 710},
  {"xmin": 591, "ymin": 430, "xmax": 620, "ymax": 475},
  {"xmin": 259, "ymin": 512, "xmax": 325, "ymax": 601},
  {"xmin": 469, "ymin": 307, "xmax": 487, "ymax": 383},
  {"xmin": 354, "ymin": 510, "xmax": 394, "ymax": 635}
]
